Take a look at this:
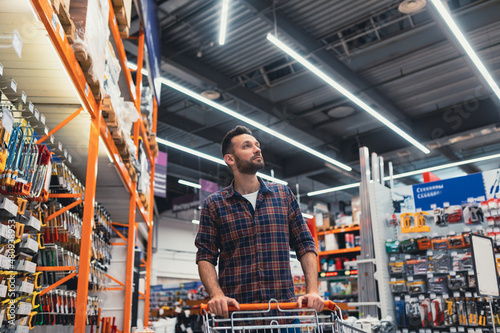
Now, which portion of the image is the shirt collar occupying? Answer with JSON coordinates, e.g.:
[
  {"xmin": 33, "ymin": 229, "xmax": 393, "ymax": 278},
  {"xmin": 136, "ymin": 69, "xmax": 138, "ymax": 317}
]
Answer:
[{"xmin": 223, "ymin": 177, "xmax": 273, "ymax": 199}]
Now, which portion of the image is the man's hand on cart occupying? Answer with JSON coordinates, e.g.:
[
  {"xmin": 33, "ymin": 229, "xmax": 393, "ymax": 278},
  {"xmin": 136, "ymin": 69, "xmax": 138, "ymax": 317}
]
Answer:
[
  {"xmin": 297, "ymin": 292, "xmax": 325, "ymax": 313},
  {"xmin": 207, "ymin": 294, "xmax": 240, "ymax": 318}
]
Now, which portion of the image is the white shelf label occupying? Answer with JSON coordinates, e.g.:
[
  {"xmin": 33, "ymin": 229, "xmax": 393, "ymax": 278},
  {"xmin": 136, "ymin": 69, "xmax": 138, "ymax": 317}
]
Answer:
[
  {"xmin": 465, "ymin": 292, "xmax": 472, "ymax": 297},
  {"xmin": 68, "ymin": 155, "xmax": 72, "ymax": 164},
  {"xmin": 59, "ymin": 24, "xmax": 65, "ymax": 40},
  {"xmin": 454, "ymin": 292, "xmax": 460, "ymax": 298},
  {"xmin": 63, "ymin": 149, "xmax": 67, "ymax": 158},
  {"xmin": 427, "ymin": 250, "xmax": 433, "ymax": 256},
  {"xmin": 51, "ymin": 13, "xmax": 58, "ymax": 30},
  {"xmin": 407, "ymin": 276, "xmax": 413, "ymax": 282},
  {"xmin": 29, "ymin": 102, "xmax": 34, "ymax": 112},
  {"xmin": 443, "ymin": 202, "xmax": 450, "ymax": 207},
  {"xmin": 34, "ymin": 109, "xmax": 39, "ymax": 120},
  {"xmin": 478, "ymin": 196, "xmax": 486, "ymax": 202},
  {"xmin": 395, "ymin": 296, "xmax": 401, "ymax": 301},
  {"xmin": 418, "ymin": 295, "xmax": 425, "ymax": 301},
  {"xmin": 430, "ymin": 204, "xmax": 437, "ymax": 209},
  {"xmin": 40, "ymin": 113, "xmax": 46, "ymax": 125},
  {"xmin": 430, "ymin": 293, "xmax": 436, "ymax": 299},
  {"xmin": 58, "ymin": 142, "xmax": 63, "ymax": 151},
  {"xmin": 50, "ymin": 135, "xmax": 55, "ymax": 144},
  {"xmin": 0, "ymin": 63, "xmax": 3, "ymax": 76},
  {"xmin": 44, "ymin": 126, "xmax": 49, "ymax": 135},
  {"xmin": 458, "ymin": 327, "xmax": 464, "ymax": 332},
  {"xmin": 2, "ymin": 108, "xmax": 14, "ymax": 135},
  {"xmin": 427, "ymin": 273, "xmax": 433, "ymax": 278},
  {"xmin": 391, "ymin": 278, "xmax": 396, "ymax": 282},
  {"xmin": 10, "ymin": 79, "xmax": 17, "ymax": 92},
  {"xmin": 450, "ymin": 328, "xmax": 457, "ymax": 333},
  {"xmin": 467, "ymin": 197, "xmax": 474, "ymax": 203},
  {"xmin": 416, "ymin": 208, "xmax": 422, "ymax": 212},
  {"xmin": 450, "ymin": 271, "xmax": 456, "ymax": 276},
  {"xmin": 443, "ymin": 293, "xmax": 449, "ymax": 299},
  {"xmin": 21, "ymin": 92, "xmax": 26, "ymax": 104}
]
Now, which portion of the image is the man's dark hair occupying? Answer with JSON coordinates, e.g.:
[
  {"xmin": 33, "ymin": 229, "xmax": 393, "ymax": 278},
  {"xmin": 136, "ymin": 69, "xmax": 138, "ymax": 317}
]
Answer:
[{"xmin": 221, "ymin": 125, "xmax": 253, "ymax": 157}]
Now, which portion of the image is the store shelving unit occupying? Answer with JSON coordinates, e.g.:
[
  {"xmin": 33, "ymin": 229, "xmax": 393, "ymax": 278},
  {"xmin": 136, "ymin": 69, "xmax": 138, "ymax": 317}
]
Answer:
[{"xmin": 15, "ymin": 1, "xmax": 158, "ymax": 332}]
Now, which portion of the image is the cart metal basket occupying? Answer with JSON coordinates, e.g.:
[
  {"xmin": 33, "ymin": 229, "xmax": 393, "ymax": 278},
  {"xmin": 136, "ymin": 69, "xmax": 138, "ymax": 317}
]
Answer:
[{"xmin": 201, "ymin": 299, "xmax": 365, "ymax": 333}]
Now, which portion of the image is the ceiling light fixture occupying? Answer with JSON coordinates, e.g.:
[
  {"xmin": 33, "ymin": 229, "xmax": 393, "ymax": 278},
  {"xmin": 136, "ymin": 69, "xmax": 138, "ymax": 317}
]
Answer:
[
  {"xmin": 155, "ymin": 137, "xmax": 289, "ymax": 185},
  {"xmin": 158, "ymin": 77, "xmax": 352, "ymax": 171},
  {"xmin": 266, "ymin": 33, "xmax": 430, "ymax": 155},
  {"xmin": 302, "ymin": 213, "xmax": 314, "ymax": 219},
  {"xmin": 430, "ymin": 0, "xmax": 500, "ymax": 101},
  {"xmin": 219, "ymin": 0, "xmax": 230, "ymax": 45},
  {"xmin": 307, "ymin": 152, "xmax": 500, "ymax": 196},
  {"xmin": 178, "ymin": 179, "xmax": 202, "ymax": 189}
]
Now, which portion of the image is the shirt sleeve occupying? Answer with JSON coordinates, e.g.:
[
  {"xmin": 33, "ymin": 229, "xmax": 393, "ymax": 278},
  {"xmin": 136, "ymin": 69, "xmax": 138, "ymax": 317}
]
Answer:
[
  {"xmin": 285, "ymin": 186, "xmax": 318, "ymax": 258},
  {"xmin": 195, "ymin": 197, "xmax": 220, "ymax": 266}
]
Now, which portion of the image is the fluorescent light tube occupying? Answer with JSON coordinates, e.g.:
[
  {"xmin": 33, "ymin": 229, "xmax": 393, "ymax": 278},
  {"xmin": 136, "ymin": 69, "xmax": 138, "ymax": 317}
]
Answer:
[
  {"xmin": 155, "ymin": 137, "xmax": 288, "ymax": 185},
  {"xmin": 302, "ymin": 213, "xmax": 314, "ymax": 219},
  {"xmin": 430, "ymin": 0, "xmax": 500, "ymax": 100},
  {"xmin": 219, "ymin": 0, "xmax": 230, "ymax": 45},
  {"xmin": 178, "ymin": 179, "xmax": 202, "ymax": 189},
  {"xmin": 307, "ymin": 183, "xmax": 360, "ymax": 196},
  {"xmin": 158, "ymin": 77, "xmax": 352, "ymax": 171},
  {"xmin": 307, "ymin": 152, "xmax": 500, "ymax": 196},
  {"xmin": 266, "ymin": 33, "xmax": 430, "ymax": 155}
]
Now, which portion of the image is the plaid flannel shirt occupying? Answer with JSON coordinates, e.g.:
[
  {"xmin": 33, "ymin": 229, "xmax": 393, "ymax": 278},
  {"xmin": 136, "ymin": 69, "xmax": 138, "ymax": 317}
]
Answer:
[{"xmin": 195, "ymin": 177, "xmax": 317, "ymax": 305}]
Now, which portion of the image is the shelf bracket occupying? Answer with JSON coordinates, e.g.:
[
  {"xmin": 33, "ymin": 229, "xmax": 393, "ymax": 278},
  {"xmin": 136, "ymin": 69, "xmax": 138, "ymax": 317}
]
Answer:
[
  {"xmin": 45, "ymin": 198, "xmax": 83, "ymax": 222},
  {"xmin": 37, "ymin": 107, "xmax": 83, "ymax": 144},
  {"xmin": 40, "ymin": 271, "xmax": 77, "ymax": 296}
]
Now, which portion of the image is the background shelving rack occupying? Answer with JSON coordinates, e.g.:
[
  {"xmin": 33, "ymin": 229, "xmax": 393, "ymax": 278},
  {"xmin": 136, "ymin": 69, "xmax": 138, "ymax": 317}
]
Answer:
[{"xmin": 20, "ymin": 0, "xmax": 159, "ymax": 332}]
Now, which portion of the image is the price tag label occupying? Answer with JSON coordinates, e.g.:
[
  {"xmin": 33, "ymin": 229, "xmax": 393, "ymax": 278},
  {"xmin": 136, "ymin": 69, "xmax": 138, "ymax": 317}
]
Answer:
[
  {"xmin": 427, "ymin": 250, "xmax": 433, "ymax": 256},
  {"xmin": 50, "ymin": 135, "xmax": 55, "ymax": 144},
  {"xmin": 0, "ymin": 63, "xmax": 3, "ymax": 76},
  {"xmin": 59, "ymin": 24, "xmax": 65, "ymax": 40},
  {"xmin": 40, "ymin": 113, "xmax": 46, "ymax": 124},
  {"xmin": 465, "ymin": 292, "xmax": 472, "ymax": 297},
  {"xmin": 454, "ymin": 292, "xmax": 461, "ymax": 298},
  {"xmin": 29, "ymin": 102, "xmax": 34, "ymax": 113},
  {"xmin": 407, "ymin": 276, "xmax": 413, "ymax": 282},
  {"xmin": 419, "ymin": 329, "xmax": 425, "ymax": 333},
  {"xmin": 450, "ymin": 328, "xmax": 457, "ymax": 333},
  {"xmin": 395, "ymin": 296, "xmax": 401, "ymax": 301},
  {"xmin": 416, "ymin": 208, "xmax": 422, "ymax": 212},
  {"xmin": 443, "ymin": 202, "xmax": 450, "ymax": 207},
  {"xmin": 44, "ymin": 126, "xmax": 49, "ymax": 135},
  {"xmin": 468, "ymin": 270, "xmax": 474, "ymax": 276},
  {"xmin": 450, "ymin": 271, "xmax": 456, "ymax": 276},
  {"xmin": 51, "ymin": 13, "xmax": 58, "ymax": 30},
  {"xmin": 478, "ymin": 196, "xmax": 486, "ymax": 202},
  {"xmin": 10, "ymin": 79, "xmax": 17, "ymax": 92},
  {"xmin": 2, "ymin": 108, "xmax": 14, "ymax": 135},
  {"xmin": 430, "ymin": 293, "xmax": 436, "ymax": 299},
  {"xmin": 451, "ymin": 251, "xmax": 458, "ymax": 256},
  {"xmin": 68, "ymin": 155, "xmax": 72, "ymax": 163},
  {"xmin": 464, "ymin": 227, "xmax": 471, "ymax": 232},
  {"xmin": 430, "ymin": 204, "xmax": 437, "ymax": 209},
  {"xmin": 405, "ymin": 255, "xmax": 411, "ymax": 260},
  {"xmin": 404, "ymin": 295, "xmax": 411, "ymax": 301},
  {"xmin": 58, "ymin": 142, "xmax": 63, "ymax": 151},
  {"xmin": 390, "ymin": 257, "xmax": 396, "ymax": 261},
  {"xmin": 427, "ymin": 273, "xmax": 433, "ymax": 278},
  {"xmin": 418, "ymin": 295, "xmax": 425, "ymax": 301},
  {"xmin": 21, "ymin": 91, "xmax": 27, "ymax": 104},
  {"xmin": 391, "ymin": 278, "xmax": 396, "ymax": 282},
  {"xmin": 426, "ymin": 330, "xmax": 432, "ymax": 333},
  {"xmin": 63, "ymin": 149, "xmax": 67, "ymax": 158},
  {"xmin": 34, "ymin": 109, "xmax": 40, "ymax": 120},
  {"xmin": 457, "ymin": 328, "xmax": 464, "ymax": 333},
  {"xmin": 402, "ymin": 330, "xmax": 409, "ymax": 333},
  {"xmin": 467, "ymin": 197, "xmax": 474, "ymax": 203},
  {"xmin": 449, "ymin": 231, "xmax": 456, "ymax": 236},
  {"xmin": 85, "ymin": 83, "xmax": 89, "ymax": 96},
  {"xmin": 443, "ymin": 293, "xmax": 449, "ymax": 299}
]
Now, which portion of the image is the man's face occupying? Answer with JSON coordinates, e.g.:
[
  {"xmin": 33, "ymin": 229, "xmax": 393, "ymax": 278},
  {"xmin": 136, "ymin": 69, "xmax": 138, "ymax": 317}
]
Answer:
[{"xmin": 228, "ymin": 134, "xmax": 265, "ymax": 174}]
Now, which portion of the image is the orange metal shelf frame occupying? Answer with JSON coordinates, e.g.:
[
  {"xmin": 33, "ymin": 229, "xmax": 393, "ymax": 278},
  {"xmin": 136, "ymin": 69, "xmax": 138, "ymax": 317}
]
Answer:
[
  {"xmin": 29, "ymin": 0, "xmax": 158, "ymax": 332},
  {"xmin": 318, "ymin": 246, "xmax": 361, "ymax": 256},
  {"xmin": 317, "ymin": 226, "xmax": 360, "ymax": 236}
]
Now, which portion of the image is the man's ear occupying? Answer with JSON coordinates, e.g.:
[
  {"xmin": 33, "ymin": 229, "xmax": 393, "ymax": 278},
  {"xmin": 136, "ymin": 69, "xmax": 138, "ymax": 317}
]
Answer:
[{"xmin": 224, "ymin": 154, "xmax": 234, "ymax": 166}]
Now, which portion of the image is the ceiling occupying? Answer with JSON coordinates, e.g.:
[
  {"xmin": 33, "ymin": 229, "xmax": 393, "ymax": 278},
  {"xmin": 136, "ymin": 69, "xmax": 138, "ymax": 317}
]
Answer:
[{"xmin": 123, "ymin": 0, "xmax": 500, "ymax": 214}]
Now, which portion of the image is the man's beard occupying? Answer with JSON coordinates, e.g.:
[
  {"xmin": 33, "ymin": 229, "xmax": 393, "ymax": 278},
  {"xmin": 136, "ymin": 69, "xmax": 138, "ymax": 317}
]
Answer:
[{"xmin": 234, "ymin": 154, "xmax": 265, "ymax": 175}]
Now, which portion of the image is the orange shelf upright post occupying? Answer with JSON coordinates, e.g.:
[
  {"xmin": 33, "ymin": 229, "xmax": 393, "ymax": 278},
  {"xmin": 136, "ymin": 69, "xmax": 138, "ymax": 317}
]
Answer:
[
  {"xmin": 123, "ymin": 183, "xmax": 137, "ymax": 333},
  {"xmin": 74, "ymin": 110, "xmax": 102, "ymax": 333},
  {"xmin": 143, "ymin": 212, "xmax": 154, "ymax": 325}
]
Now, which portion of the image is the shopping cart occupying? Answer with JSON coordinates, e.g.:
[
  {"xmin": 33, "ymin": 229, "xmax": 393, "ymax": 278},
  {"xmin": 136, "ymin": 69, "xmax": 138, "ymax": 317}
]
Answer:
[{"xmin": 200, "ymin": 299, "xmax": 365, "ymax": 333}]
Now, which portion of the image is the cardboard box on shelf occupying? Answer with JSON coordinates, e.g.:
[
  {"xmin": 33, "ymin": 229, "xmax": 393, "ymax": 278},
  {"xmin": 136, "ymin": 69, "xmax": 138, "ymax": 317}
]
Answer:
[
  {"xmin": 316, "ymin": 212, "xmax": 334, "ymax": 231},
  {"xmin": 352, "ymin": 196, "xmax": 361, "ymax": 224}
]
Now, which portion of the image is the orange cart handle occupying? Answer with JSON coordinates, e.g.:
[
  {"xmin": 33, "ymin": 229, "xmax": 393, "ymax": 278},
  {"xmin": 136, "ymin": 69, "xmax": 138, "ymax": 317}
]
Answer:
[{"xmin": 200, "ymin": 300, "xmax": 337, "ymax": 312}]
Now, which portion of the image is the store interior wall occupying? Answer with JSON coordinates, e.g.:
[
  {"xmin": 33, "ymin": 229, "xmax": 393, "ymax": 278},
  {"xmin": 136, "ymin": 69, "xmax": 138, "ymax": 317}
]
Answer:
[{"xmin": 151, "ymin": 216, "xmax": 200, "ymax": 285}]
